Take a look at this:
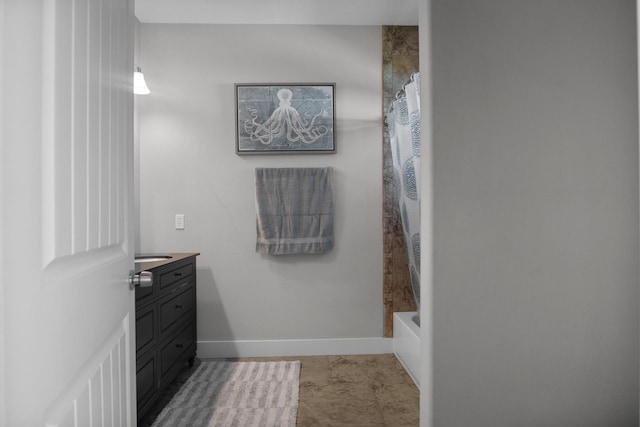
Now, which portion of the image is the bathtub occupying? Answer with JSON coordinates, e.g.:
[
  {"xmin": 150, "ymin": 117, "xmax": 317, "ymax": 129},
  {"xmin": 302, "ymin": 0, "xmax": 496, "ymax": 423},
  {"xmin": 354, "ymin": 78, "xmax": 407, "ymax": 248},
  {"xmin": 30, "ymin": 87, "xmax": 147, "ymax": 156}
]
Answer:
[{"xmin": 393, "ymin": 311, "xmax": 420, "ymax": 389}]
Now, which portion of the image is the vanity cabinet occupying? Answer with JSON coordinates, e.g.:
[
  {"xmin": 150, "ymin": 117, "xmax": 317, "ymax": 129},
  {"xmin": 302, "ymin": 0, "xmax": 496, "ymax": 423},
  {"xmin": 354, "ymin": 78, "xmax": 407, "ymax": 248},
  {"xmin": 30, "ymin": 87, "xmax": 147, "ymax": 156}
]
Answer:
[{"xmin": 135, "ymin": 253, "xmax": 199, "ymax": 421}]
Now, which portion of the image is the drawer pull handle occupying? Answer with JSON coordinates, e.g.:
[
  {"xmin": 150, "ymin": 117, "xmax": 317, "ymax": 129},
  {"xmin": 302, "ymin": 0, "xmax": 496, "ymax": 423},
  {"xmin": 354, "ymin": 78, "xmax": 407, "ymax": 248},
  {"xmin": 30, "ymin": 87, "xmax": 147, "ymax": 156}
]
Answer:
[
  {"xmin": 175, "ymin": 272, "xmax": 182, "ymax": 277},
  {"xmin": 176, "ymin": 344, "xmax": 183, "ymax": 348},
  {"xmin": 175, "ymin": 305, "xmax": 183, "ymax": 309}
]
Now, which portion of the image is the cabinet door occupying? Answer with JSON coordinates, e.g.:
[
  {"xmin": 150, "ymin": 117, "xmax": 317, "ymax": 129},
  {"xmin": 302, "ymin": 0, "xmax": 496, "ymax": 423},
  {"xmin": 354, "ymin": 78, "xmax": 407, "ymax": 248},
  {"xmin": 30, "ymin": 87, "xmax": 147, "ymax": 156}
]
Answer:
[
  {"xmin": 135, "ymin": 275, "xmax": 156, "ymax": 305},
  {"xmin": 136, "ymin": 302, "xmax": 158, "ymax": 356},
  {"xmin": 136, "ymin": 348, "xmax": 159, "ymax": 419}
]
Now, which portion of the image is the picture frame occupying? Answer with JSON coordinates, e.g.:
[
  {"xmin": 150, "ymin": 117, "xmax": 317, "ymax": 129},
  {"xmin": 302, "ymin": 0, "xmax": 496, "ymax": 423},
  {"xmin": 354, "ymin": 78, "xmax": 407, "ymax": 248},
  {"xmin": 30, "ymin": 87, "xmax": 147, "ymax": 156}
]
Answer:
[{"xmin": 235, "ymin": 83, "xmax": 336, "ymax": 154}]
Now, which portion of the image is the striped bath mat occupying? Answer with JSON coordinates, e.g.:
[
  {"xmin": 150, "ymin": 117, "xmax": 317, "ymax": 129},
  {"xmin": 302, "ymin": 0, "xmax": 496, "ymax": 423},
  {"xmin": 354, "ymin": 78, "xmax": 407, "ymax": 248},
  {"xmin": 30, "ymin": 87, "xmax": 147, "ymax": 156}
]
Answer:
[{"xmin": 151, "ymin": 360, "xmax": 301, "ymax": 427}]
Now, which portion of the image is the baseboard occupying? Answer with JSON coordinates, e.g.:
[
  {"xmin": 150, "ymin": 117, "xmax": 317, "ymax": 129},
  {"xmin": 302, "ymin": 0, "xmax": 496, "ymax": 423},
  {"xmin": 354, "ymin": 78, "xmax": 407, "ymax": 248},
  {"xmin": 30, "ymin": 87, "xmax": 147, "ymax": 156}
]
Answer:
[{"xmin": 197, "ymin": 337, "xmax": 394, "ymax": 358}]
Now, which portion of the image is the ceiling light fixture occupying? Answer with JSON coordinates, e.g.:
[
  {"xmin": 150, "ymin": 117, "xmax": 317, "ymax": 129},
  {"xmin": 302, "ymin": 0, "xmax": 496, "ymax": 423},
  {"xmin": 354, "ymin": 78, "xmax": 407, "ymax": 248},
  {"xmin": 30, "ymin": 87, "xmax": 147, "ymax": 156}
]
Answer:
[{"xmin": 134, "ymin": 66, "xmax": 150, "ymax": 95}]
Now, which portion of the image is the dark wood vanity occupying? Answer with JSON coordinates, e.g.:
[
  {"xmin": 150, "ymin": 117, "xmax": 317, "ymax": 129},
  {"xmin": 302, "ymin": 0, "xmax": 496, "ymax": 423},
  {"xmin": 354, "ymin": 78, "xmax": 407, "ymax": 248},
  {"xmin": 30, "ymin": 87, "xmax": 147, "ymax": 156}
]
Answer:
[{"xmin": 135, "ymin": 252, "xmax": 200, "ymax": 421}]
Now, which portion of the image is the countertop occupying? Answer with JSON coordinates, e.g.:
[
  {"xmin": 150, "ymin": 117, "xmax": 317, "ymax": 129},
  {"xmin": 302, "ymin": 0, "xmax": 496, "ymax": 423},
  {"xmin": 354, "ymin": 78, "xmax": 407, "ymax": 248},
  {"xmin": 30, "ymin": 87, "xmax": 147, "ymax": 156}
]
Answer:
[{"xmin": 134, "ymin": 252, "xmax": 200, "ymax": 273}]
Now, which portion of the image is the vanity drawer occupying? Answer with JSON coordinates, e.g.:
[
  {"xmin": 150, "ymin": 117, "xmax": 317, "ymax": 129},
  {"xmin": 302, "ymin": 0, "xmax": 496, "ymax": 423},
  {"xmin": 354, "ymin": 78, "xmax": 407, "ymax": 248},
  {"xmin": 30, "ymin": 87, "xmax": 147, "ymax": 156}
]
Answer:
[
  {"xmin": 135, "ymin": 303, "xmax": 157, "ymax": 356},
  {"xmin": 159, "ymin": 320, "xmax": 196, "ymax": 381},
  {"xmin": 159, "ymin": 282, "xmax": 195, "ymax": 339},
  {"xmin": 159, "ymin": 261, "xmax": 193, "ymax": 292}
]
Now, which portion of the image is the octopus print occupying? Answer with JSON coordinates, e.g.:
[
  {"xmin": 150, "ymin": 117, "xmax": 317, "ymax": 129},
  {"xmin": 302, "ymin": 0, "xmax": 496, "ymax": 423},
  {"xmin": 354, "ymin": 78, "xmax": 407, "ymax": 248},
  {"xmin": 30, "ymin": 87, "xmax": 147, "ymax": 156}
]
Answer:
[
  {"xmin": 245, "ymin": 88, "xmax": 329, "ymax": 145},
  {"xmin": 236, "ymin": 84, "xmax": 335, "ymax": 153}
]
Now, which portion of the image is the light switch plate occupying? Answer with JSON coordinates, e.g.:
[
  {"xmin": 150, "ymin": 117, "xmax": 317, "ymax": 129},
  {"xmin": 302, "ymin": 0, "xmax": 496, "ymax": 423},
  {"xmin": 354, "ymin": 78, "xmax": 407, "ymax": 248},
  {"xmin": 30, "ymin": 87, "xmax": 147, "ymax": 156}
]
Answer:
[{"xmin": 175, "ymin": 214, "xmax": 185, "ymax": 230}]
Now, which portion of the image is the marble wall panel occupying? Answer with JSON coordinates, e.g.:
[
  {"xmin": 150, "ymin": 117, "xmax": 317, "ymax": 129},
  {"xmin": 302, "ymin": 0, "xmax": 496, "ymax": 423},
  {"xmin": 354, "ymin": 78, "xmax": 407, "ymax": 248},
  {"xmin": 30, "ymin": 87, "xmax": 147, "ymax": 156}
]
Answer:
[{"xmin": 382, "ymin": 26, "xmax": 419, "ymax": 337}]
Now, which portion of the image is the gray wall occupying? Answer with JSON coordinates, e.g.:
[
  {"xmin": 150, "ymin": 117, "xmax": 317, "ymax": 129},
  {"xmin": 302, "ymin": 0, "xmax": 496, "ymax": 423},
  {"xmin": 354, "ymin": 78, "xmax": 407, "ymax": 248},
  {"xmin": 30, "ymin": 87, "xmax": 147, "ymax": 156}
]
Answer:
[
  {"xmin": 138, "ymin": 25, "xmax": 384, "ymax": 343},
  {"xmin": 429, "ymin": 0, "xmax": 639, "ymax": 425}
]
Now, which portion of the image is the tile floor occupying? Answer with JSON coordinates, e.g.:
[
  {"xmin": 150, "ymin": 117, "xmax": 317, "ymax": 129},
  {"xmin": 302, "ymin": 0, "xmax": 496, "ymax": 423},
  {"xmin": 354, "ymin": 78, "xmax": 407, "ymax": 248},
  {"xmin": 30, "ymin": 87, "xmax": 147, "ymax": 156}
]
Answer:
[{"xmin": 139, "ymin": 354, "xmax": 419, "ymax": 427}]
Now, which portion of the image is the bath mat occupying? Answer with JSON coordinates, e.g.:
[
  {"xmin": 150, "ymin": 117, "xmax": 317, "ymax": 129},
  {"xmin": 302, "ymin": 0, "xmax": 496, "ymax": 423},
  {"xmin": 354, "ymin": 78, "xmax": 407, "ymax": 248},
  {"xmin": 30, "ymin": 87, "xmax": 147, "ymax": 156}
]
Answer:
[{"xmin": 151, "ymin": 360, "xmax": 300, "ymax": 427}]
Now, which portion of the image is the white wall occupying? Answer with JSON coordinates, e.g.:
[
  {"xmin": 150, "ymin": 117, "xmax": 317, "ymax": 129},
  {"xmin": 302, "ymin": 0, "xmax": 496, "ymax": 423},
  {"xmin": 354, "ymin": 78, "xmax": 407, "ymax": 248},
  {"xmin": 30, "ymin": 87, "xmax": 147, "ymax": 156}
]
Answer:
[
  {"xmin": 138, "ymin": 25, "xmax": 385, "ymax": 348},
  {"xmin": 429, "ymin": 0, "xmax": 639, "ymax": 425}
]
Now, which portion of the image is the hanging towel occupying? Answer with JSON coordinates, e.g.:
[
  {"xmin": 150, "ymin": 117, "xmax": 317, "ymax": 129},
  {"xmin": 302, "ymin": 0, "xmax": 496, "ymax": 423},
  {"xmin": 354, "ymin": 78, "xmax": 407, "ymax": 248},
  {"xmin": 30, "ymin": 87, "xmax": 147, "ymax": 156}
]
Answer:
[{"xmin": 255, "ymin": 167, "xmax": 334, "ymax": 255}]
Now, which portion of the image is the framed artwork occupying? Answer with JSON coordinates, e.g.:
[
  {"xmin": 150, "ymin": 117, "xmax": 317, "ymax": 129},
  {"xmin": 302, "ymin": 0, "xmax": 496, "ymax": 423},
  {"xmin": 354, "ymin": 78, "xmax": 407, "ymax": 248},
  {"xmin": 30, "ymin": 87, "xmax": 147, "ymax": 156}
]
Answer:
[{"xmin": 235, "ymin": 83, "xmax": 336, "ymax": 154}]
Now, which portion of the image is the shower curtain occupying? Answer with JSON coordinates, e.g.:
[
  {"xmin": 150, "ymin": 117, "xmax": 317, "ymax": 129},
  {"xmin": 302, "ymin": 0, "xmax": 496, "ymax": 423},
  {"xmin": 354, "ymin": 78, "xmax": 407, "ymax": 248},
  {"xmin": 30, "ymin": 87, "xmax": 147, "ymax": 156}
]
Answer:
[{"xmin": 387, "ymin": 72, "xmax": 421, "ymax": 317}]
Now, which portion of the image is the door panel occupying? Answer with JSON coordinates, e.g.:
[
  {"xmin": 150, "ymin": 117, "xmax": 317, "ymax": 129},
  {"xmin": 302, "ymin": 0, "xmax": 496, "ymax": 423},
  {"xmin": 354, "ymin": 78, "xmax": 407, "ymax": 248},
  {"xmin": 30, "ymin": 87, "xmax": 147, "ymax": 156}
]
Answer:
[
  {"xmin": 1, "ymin": 0, "xmax": 135, "ymax": 425},
  {"xmin": 44, "ymin": 320, "xmax": 129, "ymax": 427},
  {"xmin": 42, "ymin": 0, "xmax": 131, "ymax": 266}
]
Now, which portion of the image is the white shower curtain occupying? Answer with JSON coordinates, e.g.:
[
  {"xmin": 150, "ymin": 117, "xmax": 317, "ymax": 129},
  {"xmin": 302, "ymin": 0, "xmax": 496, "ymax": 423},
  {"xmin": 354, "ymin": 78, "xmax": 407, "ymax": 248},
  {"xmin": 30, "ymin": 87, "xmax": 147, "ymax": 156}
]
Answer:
[{"xmin": 387, "ymin": 72, "xmax": 421, "ymax": 314}]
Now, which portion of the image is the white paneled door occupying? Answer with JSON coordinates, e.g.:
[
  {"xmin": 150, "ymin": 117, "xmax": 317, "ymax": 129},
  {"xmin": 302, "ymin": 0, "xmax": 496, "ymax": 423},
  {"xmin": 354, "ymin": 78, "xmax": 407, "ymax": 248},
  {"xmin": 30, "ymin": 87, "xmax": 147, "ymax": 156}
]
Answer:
[{"xmin": 1, "ymin": 0, "xmax": 136, "ymax": 426}]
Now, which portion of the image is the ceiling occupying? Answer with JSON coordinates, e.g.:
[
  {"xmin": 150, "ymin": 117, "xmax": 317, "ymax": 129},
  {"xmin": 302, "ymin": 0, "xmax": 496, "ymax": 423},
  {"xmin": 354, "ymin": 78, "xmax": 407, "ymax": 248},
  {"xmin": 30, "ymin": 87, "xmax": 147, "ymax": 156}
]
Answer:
[{"xmin": 135, "ymin": 0, "xmax": 419, "ymax": 26}]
